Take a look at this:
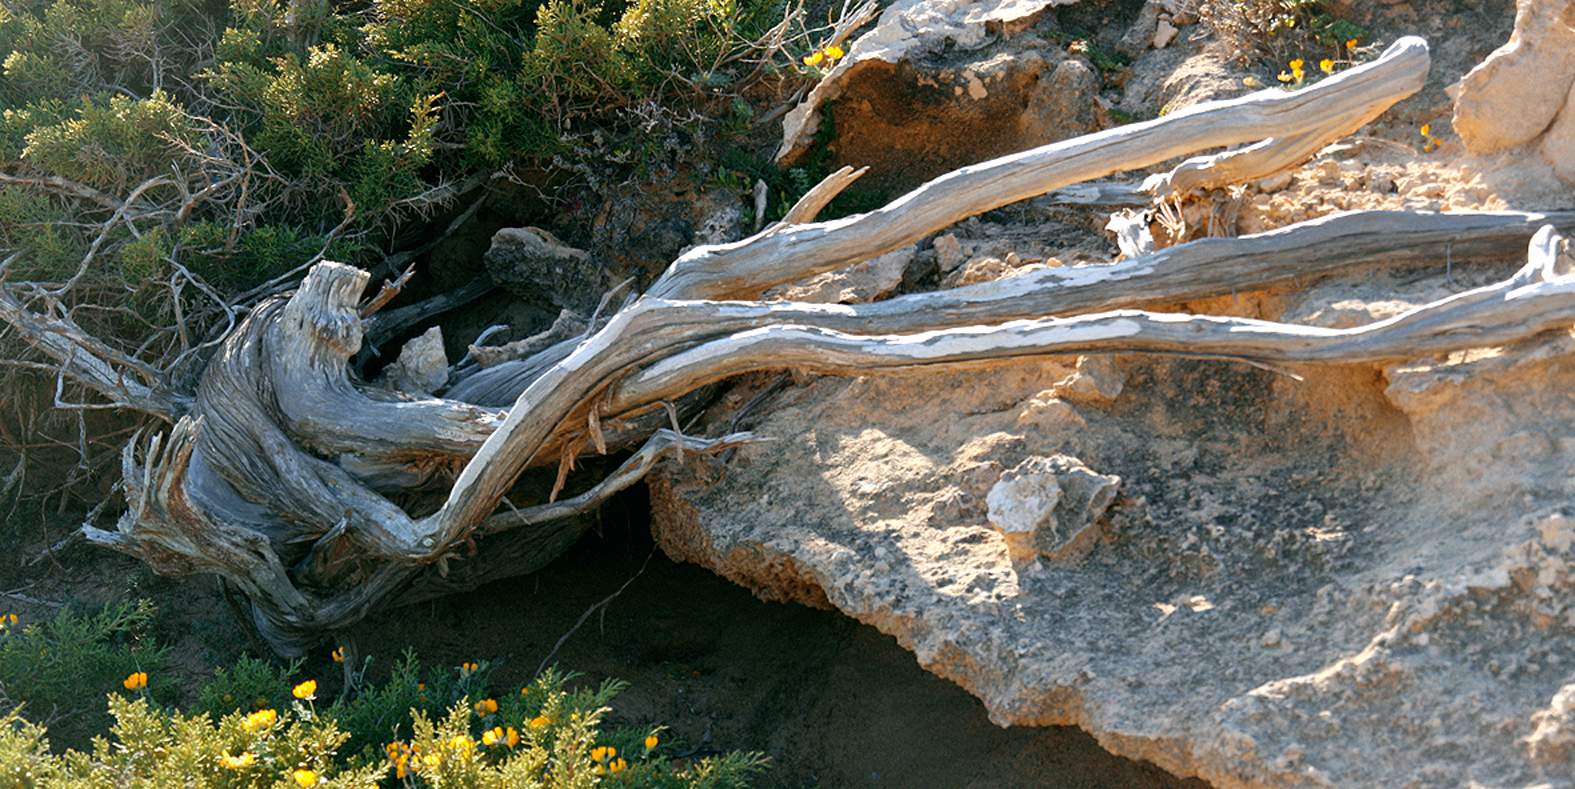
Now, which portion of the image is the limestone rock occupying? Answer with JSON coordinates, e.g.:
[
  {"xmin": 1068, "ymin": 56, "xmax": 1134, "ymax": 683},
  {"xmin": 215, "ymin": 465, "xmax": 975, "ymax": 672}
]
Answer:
[
  {"xmin": 483, "ymin": 227, "xmax": 607, "ymax": 314},
  {"xmin": 1452, "ymin": 0, "xmax": 1575, "ymax": 155},
  {"xmin": 650, "ymin": 264, "xmax": 1575, "ymax": 788},
  {"xmin": 1051, "ymin": 354, "xmax": 1125, "ymax": 404},
  {"xmin": 1152, "ymin": 19, "xmax": 1178, "ymax": 49},
  {"xmin": 986, "ymin": 454, "xmax": 1118, "ymax": 562},
  {"xmin": 1526, "ymin": 682, "xmax": 1575, "ymax": 763},
  {"xmin": 1115, "ymin": 0, "xmax": 1162, "ymax": 58},
  {"xmin": 1540, "ymin": 78, "xmax": 1575, "ymax": 184},
  {"xmin": 765, "ymin": 245, "xmax": 915, "ymax": 304},
  {"xmin": 374, "ymin": 326, "xmax": 449, "ymax": 396}
]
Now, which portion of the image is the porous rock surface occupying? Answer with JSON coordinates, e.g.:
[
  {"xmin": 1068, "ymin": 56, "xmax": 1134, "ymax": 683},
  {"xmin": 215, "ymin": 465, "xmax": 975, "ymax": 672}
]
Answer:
[
  {"xmin": 651, "ymin": 268, "xmax": 1575, "ymax": 787},
  {"xmin": 776, "ymin": 0, "xmax": 1102, "ymax": 194},
  {"xmin": 1453, "ymin": 0, "xmax": 1575, "ymax": 184}
]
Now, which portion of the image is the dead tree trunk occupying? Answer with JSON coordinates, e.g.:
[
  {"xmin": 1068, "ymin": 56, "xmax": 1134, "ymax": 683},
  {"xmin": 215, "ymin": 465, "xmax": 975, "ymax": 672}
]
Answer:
[{"xmin": 17, "ymin": 35, "xmax": 1567, "ymax": 655}]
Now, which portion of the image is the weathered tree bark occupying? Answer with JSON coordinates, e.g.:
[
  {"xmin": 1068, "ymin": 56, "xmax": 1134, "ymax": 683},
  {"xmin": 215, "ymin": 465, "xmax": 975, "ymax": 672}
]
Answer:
[{"xmin": 40, "ymin": 35, "xmax": 1574, "ymax": 655}]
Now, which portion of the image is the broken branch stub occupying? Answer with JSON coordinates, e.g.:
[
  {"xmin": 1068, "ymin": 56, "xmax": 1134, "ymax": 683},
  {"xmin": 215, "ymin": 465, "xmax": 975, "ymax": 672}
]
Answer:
[{"xmin": 80, "ymin": 36, "xmax": 1571, "ymax": 658}]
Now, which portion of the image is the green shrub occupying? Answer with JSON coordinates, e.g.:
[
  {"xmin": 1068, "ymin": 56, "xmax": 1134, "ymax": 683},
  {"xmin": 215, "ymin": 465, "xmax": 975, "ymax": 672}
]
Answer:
[
  {"xmin": 0, "ymin": 648, "xmax": 768, "ymax": 788},
  {"xmin": 195, "ymin": 653, "xmax": 306, "ymax": 720},
  {"xmin": 20, "ymin": 91, "xmax": 195, "ymax": 191},
  {"xmin": 0, "ymin": 185, "xmax": 83, "ymax": 279},
  {"xmin": 0, "ymin": 601, "xmax": 168, "ymax": 750}
]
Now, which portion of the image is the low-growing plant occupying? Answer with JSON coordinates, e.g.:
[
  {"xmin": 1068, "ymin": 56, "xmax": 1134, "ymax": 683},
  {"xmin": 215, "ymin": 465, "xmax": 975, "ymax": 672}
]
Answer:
[
  {"xmin": 1199, "ymin": 0, "xmax": 1369, "ymax": 62},
  {"xmin": 0, "ymin": 646, "xmax": 768, "ymax": 788},
  {"xmin": 0, "ymin": 600, "xmax": 167, "ymax": 749}
]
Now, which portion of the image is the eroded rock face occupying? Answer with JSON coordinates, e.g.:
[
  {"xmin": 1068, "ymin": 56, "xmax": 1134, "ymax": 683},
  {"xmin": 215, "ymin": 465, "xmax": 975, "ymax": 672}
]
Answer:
[
  {"xmin": 483, "ymin": 227, "xmax": 607, "ymax": 314},
  {"xmin": 819, "ymin": 50, "xmax": 1104, "ymax": 195},
  {"xmin": 1452, "ymin": 0, "xmax": 1575, "ymax": 184},
  {"xmin": 650, "ymin": 262, "xmax": 1575, "ymax": 787},
  {"xmin": 1452, "ymin": 0, "xmax": 1575, "ymax": 154},
  {"xmin": 776, "ymin": 0, "xmax": 1104, "ymax": 194}
]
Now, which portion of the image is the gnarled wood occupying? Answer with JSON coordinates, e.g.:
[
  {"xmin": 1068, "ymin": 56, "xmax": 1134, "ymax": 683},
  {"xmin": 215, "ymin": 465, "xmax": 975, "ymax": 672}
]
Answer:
[{"xmin": 60, "ymin": 34, "xmax": 1575, "ymax": 657}]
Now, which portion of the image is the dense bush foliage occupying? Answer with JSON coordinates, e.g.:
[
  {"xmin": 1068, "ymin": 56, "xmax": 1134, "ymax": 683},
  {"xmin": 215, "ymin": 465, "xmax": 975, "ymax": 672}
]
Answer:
[
  {"xmin": 0, "ymin": 601, "xmax": 167, "ymax": 750},
  {"xmin": 0, "ymin": 603, "xmax": 767, "ymax": 787},
  {"xmin": 0, "ymin": 0, "xmax": 802, "ymax": 286},
  {"xmin": 0, "ymin": 0, "xmax": 835, "ymax": 512}
]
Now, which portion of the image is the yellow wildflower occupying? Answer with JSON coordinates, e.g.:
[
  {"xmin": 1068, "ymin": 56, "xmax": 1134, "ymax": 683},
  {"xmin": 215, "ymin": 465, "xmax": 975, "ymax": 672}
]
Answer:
[
  {"xmin": 610, "ymin": 758, "xmax": 627, "ymax": 773},
  {"xmin": 1346, "ymin": 38, "xmax": 1359, "ymax": 50},
  {"xmin": 474, "ymin": 698, "xmax": 498, "ymax": 716},
  {"xmin": 1420, "ymin": 123, "xmax": 1442, "ymax": 152},
  {"xmin": 1289, "ymin": 59, "xmax": 1304, "ymax": 81},
  {"xmin": 803, "ymin": 51, "xmax": 823, "ymax": 66},
  {"xmin": 644, "ymin": 734, "xmax": 659, "ymax": 753},
  {"xmin": 387, "ymin": 743, "xmax": 414, "ymax": 778},
  {"xmin": 243, "ymin": 709, "xmax": 277, "ymax": 731},
  {"xmin": 529, "ymin": 715, "xmax": 550, "ymax": 730},
  {"xmin": 826, "ymin": 45, "xmax": 845, "ymax": 59},
  {"xmin": 292, "ymin": 768, "xmax": 317, "ymax": 786},
  {"xmin": 220, "ymin": 752, "xmax": 256, "ymax": 769},
  {"xmin": 506, "ymin": 726, "xmax": 519, "ymax": 747},
  {"xmin": 1320, "ymin": 58, "xmax": 1334, "ymax": 74},
  {"xmin": 422, "ymin": 752, "xmax": 443, "ymax": 769},
  {"xmin": 1243, "ymin": 76, "xmax": 1262, "ymax": 87},
  {"xmin": 331, "ymin": 647, "xmax": 344, "ymax": 663},
  {"xmin": 460, "ymin": 662, "xmax": 479, "ymax": 677},
  {"xmin": 1277, "ymin": 71, "xmax": 1292, "ymax": 83},
  {"xmin": 122, "ymin": 672, "xmax": 148, "ymax": 690},
  {"xmin": 292, "ymin": 680, "xmax": 317, "ymax": 700},
  {"xmin": 450, "ymin": 734, "xmax": 474, "ymax": 755},
  {"xmin": 592, "ymin": 746, "xmax": 617, "ymax": 763}
]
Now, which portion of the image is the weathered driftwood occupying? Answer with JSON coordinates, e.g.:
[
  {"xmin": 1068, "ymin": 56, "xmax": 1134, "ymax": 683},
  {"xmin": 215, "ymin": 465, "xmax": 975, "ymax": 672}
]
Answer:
[
  {"xmin": 66, "ymin": 34, "xmax": 1575, "ymax": 656},
  {"xmin": 647, "ymin": 37, "xmax": 1429, "ymax": 300}
]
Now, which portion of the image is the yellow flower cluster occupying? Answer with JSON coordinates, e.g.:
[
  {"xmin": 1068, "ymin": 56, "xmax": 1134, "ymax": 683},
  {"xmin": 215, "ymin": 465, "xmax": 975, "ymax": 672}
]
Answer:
[
  {"xmin": 802, "ymin": 44, "xmax": 845, "ymax": 67},
  {"xmin": 591, "ymin": 746, "xmax": 627, "ymax": 775},
  {"xmin": 291, "ymin": 768, "xmax": 317, "ymax": 786},
  {"xmin": 243, "ymin": 709, "xmax": 278, "ymax": 731},
  {"xmin": 1420, "ymin": 123, "xmax": 1442, "ymax": 152},
  {"xmin": 122, "ymin": 672, "xmax": 148, "ymax": 690},
  {"xmin": 474, "ymin": 698, "xmax": 499, "ymax": 716},
  {"xmin": 292, "ymin": 680, "xmax": 317, "ymax": 700},
  {"xmin": 330, "ymin": 647, "xmax": 344, "ymax": 663},
  {"xmin": 483, "ymin": 726, "xmax": 520, "ymax": 747},
  {"xmin": 1277, "ymin": 58, "xmax": 1305, "ymax": 84},
  {"xmin": 1262, "ymin": 40, "xmax": 1359, "ymax": 90},
  {"xmin": 220, "ymin": 752, "xmax": 256, "ymax": 769},
  {"xmin": 385, "ymin": 742, "xmax": 421, "ymax": 779}
]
